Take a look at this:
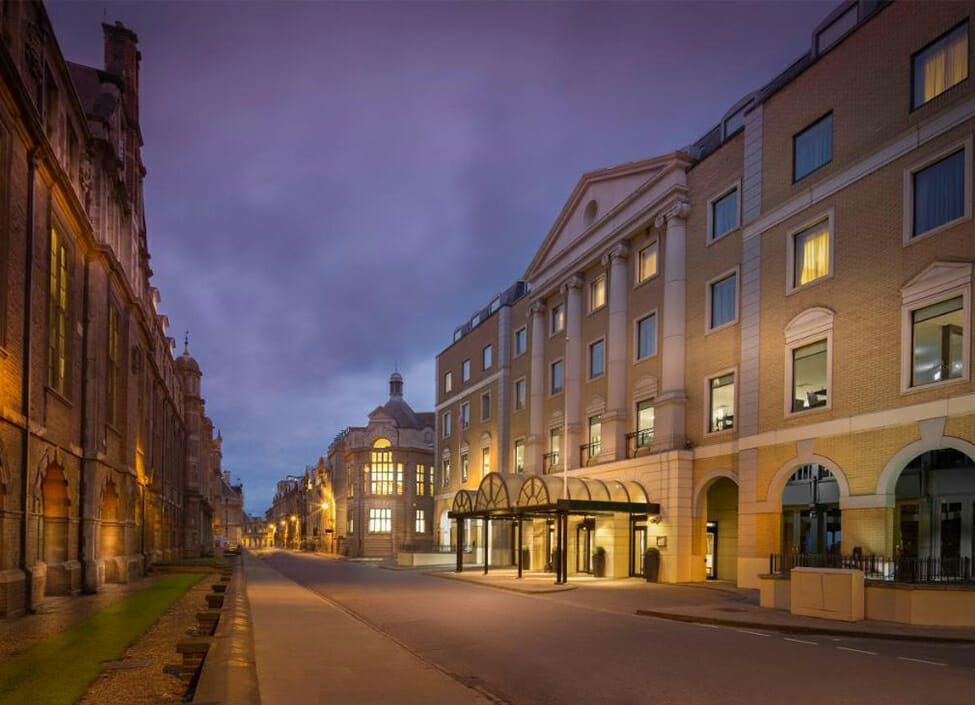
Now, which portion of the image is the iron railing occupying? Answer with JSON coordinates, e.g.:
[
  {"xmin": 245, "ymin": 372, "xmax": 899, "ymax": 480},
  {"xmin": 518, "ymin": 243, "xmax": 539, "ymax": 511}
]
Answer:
[
  {"xmin": 580, "ymin": 442, "xmax": 601, "ymax": 467},
  {"xmin": 768, "ymin": 552, "xmax": 975, "ymax": 584},
  {"xmin": 542, "ymin": 452, "xmax": 561, "ymax": 474},
  {"xmin": 625, "ymin": 429, "xmax": 654, "ymax": 458}
]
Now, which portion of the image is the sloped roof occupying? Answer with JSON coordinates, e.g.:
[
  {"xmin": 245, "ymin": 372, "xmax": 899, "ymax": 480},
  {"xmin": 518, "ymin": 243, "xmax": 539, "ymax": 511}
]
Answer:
[
  {"xmin": 370, "ymin": 397, "xmax": 431, "ymax": 431},
  {"xmin": 66, "ymin": 61, "xmax": 119, "ymax": 123}
]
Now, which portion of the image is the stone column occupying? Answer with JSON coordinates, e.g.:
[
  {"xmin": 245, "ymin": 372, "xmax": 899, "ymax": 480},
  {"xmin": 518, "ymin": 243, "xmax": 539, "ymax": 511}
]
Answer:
[
  {"xmin": 601, "ymin": 243, "xmax": 629, "ymax": 461},
  {"xmin": 653, "ymin": 202, "xmax": 690, "ymax": 452},
  {"xmin": 562, "ymin": 275, "xmax": 584, "ymax": 470},
  {"xmin": 528, "ymin": 302, "xmax": 546, "ymax": 474}
]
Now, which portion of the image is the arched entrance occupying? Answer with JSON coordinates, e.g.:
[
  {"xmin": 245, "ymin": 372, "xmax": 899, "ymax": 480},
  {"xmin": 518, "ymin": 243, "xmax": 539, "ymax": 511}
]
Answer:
[
  {"xmin": 781, "ymin": 464, "xmax": 841, "ymax": 556},
  {"xmin": 704, "ymin": 478, "xmax": 738, "ymax": 581},
  {"xmin": 100, "ymin": 480, "xmax": 122, "ymax": 582},
  {"xmin": 40, "ymin": 462, "xmax": 70, "ymax": 594},
  {"xmin": 894, "ymin": 449, "xmax": 975, "ymax": 567}
]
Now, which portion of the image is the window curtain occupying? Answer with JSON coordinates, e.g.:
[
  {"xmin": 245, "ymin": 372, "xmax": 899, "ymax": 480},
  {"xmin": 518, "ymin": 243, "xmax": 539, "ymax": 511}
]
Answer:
[
  {"xmin": 915, "ymin": 26, "xmax": 968, "ymax": 107},
  {"xmin": 794, "ymin": 114, "xmax": 832, "ymax": 180},
  {"xmin": 711, "ymin": 275, "xmax": 736, "ymax": 328},
  {"xmin": 795, "ymin": 222, "xmax": 830, "ymax": 285},
  {"xmin": 712, "ymin": 190, "xmax": 738, "ymax": 238},
  {"xmin": 914, "ymin": 150, "xmax": 964, "ymax": 236}
]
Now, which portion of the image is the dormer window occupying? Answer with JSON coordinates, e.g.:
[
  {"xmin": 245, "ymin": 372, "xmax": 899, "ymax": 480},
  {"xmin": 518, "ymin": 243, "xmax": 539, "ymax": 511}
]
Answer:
[
  {"xmin": 489, "ymin": 296, "xmax": 500, "ymax": 313},
  {"xmin": 471, "ymin": 313, "xmax": 481, "ymax": 327},
  {"xmin": 723, "ymin": 107, "xmax": 746, "ymax": 139}
]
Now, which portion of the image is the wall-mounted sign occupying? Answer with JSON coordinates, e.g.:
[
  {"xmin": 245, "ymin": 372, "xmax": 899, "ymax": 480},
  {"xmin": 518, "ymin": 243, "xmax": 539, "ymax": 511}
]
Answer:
[{"xmin": 656, "ymin": 536, "xmax": 668, "ymax": 548}]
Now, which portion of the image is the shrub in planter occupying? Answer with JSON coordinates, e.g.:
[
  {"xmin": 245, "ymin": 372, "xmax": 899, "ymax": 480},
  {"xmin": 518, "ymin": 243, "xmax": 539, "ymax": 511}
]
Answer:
[
  {"xmin": 644, "ymin": 547, "xmax": 661, "ymax": 582},
  {"xmin": 593, "ymin": 546, "xmax": 607, "ymax": 577}
]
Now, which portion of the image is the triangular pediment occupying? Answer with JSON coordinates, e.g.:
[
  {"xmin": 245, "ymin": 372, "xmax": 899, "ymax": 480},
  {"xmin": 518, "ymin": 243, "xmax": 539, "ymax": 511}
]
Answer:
[{"xmin": 902, "ymin": 261, "xmax": 972, "ymax": 306}]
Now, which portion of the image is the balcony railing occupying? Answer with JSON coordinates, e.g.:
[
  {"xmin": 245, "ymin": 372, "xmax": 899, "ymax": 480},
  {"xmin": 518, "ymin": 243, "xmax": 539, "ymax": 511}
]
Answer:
[
  {"xmin": 768, "ymin": 552, "xmax": 975, "ymax": 584},
  {"xmin": 580, "ymin": 442, "xmax": 601, "ymax": 467},
  {"xmin": 625, "ymin": 429, "xmax": 654, "ymax": 458},
  {"xmin": 542, "ymin": 452, "xmax": 561, "ymax": 474}
]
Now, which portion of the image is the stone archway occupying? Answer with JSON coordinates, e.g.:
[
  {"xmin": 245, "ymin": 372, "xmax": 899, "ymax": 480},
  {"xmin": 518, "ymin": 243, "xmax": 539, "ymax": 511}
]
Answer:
[
  {"xmin": 40, "ymin": 462, "xmax": 70, "ymax": 595},
  {"xmin": 694, "ymin": 475, "xmax": 739, "ymax": 582},
  {"xmin": 100, "ymin": 479, "xmax": 123, "ymax": 583}
]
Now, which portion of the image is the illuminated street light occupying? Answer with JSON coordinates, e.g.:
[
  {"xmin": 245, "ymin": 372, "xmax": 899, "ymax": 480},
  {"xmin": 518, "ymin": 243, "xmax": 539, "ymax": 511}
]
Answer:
[{"xmin": 320, "ymin": 501, "xmax": 329, "ymax": 510}]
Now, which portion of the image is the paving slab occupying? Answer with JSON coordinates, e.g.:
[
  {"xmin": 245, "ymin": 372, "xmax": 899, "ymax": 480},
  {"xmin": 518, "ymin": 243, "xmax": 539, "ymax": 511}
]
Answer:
[{"xmin": 244, "ymin": 552, "xmax": 492, "ymax": 705}]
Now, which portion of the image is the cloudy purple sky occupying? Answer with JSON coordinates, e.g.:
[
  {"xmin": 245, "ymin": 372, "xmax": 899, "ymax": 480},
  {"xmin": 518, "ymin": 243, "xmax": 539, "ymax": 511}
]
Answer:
[{"xmin": 48, "ymin": 1, "xmax": 833, "ymax": 514}]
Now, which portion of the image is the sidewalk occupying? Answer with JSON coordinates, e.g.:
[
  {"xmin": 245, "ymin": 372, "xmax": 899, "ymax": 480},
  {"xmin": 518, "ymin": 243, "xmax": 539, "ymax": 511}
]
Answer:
[
  {"xmin": 426, "ymin": 568, "xmax": 975, "ymax": 643},
  {"xmin": 243, "ymin": 552, "xmax": 492, "ymax": 705}
]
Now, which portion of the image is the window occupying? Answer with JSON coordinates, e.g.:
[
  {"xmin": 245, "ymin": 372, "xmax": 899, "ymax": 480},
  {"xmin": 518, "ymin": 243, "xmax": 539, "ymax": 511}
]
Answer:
[
  {"xmin": 48, "ymin": 228, "xmax": 68, "ymax": 395},
  {"xmin": 913, "ymin": 23, "xmax": 968, "ymax": 109},
  {"xmin": 368, "ymin": 508, "xmax": 391, "ymax": 534},
  {"xmin": 550, "ymin": 360, "xmax": 564, "ymax": 394},
  {"xmin": 415, "ymin": 509, "xmax": 426, "ymax": 534},
  {"xmin": 514, "ymin": 378, "xmax": 526, "ymax": 410},
  {"xmin": 514, "ymin": 326, "xmax": 527, "ymax": 356},
  {"xmin": 347, "ymin": 516, "xmax": 354, "ymax": 535},
  {"xmin": 709, "ymin": 187, "xmax": 739, "ymax": 241},
  {"xmin": 589, "ymin": 339, "xmax": 605, "ymax": 379},
  {"xmin": 551, "ymin": 303, "xmax": 565, "ymax": 334},
  {"xmin": 791, "ymin": 218, "xmax": 831, "ymax": 289},
  {"xmin": 587, "ymin": 415, "xmax": 602, "ymax": 458},
  {"xmin": 708, "ymin": 272, "xmax": 737, "ymax": 330},
  {"xmin": 442, "ymin": 412, "xmax": 452, "ymax": 437},
  {"xmin": 369, "ymin": 438, "xmax": 396, "ymax": 495},
  {"xmin": 793, "ymin": 113, "xmax": 832, "ymax": 181},
  {"xmin": 482, "ymin": 344, "xmax": 493, "ymax": 370},
  {"xmin": 637, "ymin": 242, "xmax": 658, "ymax": 283},
  {"xmin": 453, "ymin": 329, "xmax": 463, "ymax": 343},
  {"xmin": 107, "ymin": 306, "xmax": 120, "ymax": 426},
  {"xmin": 724, "ymin": 106, "xmax": 746, "ymax": 138},
  {"xmin": 791, "ymin": 340, "xmax": 828, "ymax": 412},
  {"xmin": 481, "ymin": 392, "xmax": 491, "ymax": 421},
  {"xmin": 416, "ymin": 465, "xmax": 426, "ymax": 496},
  {"xmin": 636, "ymin": 313, "xmax": 657, "ymax": 360},
  {"xmin": 471, "ymin": 313, "xmax": 481, "ymax": 328},
  {"xmin": 912, "ymin": 149, "xmax": 966, "ymax": 238},
  {"xmin": 636, "ymin": 401, "xmax": 654, "ymax": 449},
  {"xmin": 442, "ymin": 457, "xmax": 451, "ymax": 487},
  {"xmin": 460, "ymin": 401, "xmax": 470, "ymax": 428},
  {"xmin": 462, "ymin": 359, "xmax": 471, "ymax": 381},
  {"xmin": 444, "ymin": 371, "xmax": 452, "ymax": 394},
  {"xmin": 514, "ymin": 439, "xmax": 525, "ymax": 473},
  {"xmin": 481, "ymin": 446, "xmax": 490, "ymax": 475},
  {"xmin": 548, "ymin": 427, "xmax": 562, "ymax": 467},
  {"xmin": 708, "ymin": 373, "xmax": 735, "ymax": 433},
  {"xmin": 461, "ymin": 453, "xmax": 469, "ymax": 483},
  {"xmin": 589, "ymin": 275, "xmax": 606, "ymax": 312},
  {"xmin": 911, "ymin": 296, "xmax": 964, "ymax": 386},
  {"xmin": 489, "ymin": 296, "xmax": 500, "ymax": 314}
]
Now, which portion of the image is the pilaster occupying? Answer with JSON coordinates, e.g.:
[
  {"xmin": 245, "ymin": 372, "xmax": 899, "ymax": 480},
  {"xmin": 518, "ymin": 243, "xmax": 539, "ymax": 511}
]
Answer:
[
  {"xmin": 601, "ymin": 243, "xmax": 629, "ymax": 461},
  {"xmin": 527, "ymin": 302, "xmax": 546, "ymax": 473},
  {"xmin": 562, "ymin": 275, "xmax": 584, "ymax": 470}
]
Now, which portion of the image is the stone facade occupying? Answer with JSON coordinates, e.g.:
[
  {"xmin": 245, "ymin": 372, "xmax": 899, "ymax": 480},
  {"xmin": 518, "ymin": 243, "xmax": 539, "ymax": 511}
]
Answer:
[{"xmin": 436, "ymin": 1, "xmax": 975, "ymax": 596}]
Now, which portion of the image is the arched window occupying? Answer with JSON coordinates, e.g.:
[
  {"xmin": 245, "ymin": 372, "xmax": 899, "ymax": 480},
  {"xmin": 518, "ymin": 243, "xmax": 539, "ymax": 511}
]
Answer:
[{"xmin": 369, "ymin": 439, "xmax": 401, "ymax": 495}]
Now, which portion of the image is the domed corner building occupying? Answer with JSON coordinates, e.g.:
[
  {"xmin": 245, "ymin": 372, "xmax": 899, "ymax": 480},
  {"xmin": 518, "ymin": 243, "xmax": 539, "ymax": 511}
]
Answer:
[{"xmin": 327, "ymin": 372, "xmax": 436, "ymax": 559}]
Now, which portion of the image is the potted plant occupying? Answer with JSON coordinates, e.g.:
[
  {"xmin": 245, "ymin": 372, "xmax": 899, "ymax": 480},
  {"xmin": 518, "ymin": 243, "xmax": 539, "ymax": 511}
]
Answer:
[
  {"xmin": 593, "ymin": 546, "xmax": 607, "ymax": 577},
  {"xmin": 644, "ymin": 546, "xmax": 661, "ymax": 582}
]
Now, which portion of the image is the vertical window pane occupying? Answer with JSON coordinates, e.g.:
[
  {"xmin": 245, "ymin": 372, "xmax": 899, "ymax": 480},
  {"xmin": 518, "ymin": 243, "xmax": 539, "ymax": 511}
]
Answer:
[
  {"xmin": 551, "ymin": 304, "xmax": 565, "ymax": 333},
  {"xmin": 481, "ymin": 393, "xmax": 491, "ymax": 420},
  {"xmin": 792, "ymin": 340, "xmax": 828, "ymax": 412},
  {"xmin": 589, "ymin": 340, "xmax": 604, "ymax": 378},
  {"xmin": 483, "ymin": 344, "xmax": 492, "ymax": 369},
  {"xmin": 462, "ymin": 359, "xmax": 470, "ymax": 381},
  {"xmin": 638, "ymin": 243, "xmax": 658, "ymax": 281},
  {"xmin": 636, "ymin": 401, "xmax": 655, "ymax": 448},
  {"xmin": 549, "ymin": 427, "xmax": 561, "ymax": 466},
  {"xmin": 461, "ymin": 454, "xmax": 469, "ymax": 482},
  {"xmin": 481, "ymin": 447, "xmax": 490, "ymax": 474},
  {"xmin": 794, "ymin": 220, "xmax": 830, "ymax": 286},
  {"xmin": 912, "ymin": 296, "xmax": 964, "ymax": 386},
  {"xmin": 913, "ymin": 24, "xmax": 969, "ymax": 108},
  {"xmin": 514, "ymin": 440, "xmax": 525, "ymax": 472},
  {"xmin": 415, "ymin": 509, "xmax": 425, "ymax": 533},
  {"xmin": 710, "ymin": 274, "xmax": 737, "ymax": 329},
  {"xmin": 515, "ymin": 327, "xmax": 526, "ymax": 355},
  {"xmin": 590, "ymin": 276, "xmax": 606, "ymax": 311},
  {"xmin": 711, "ymin": 189, "xmax": 739, "ymax": 239},
  {"xmin": 637, "ymin": 314, "xmax": 656, "ymax": 359},
  {"xmin": 709, "ymin": 374, "xmax": 735, "ymax": 432},
  {"xmin": 913, "ymin": 150, "xmax": 965, "ymax": 236},
  {"xmin": 588, "ymin": 415, "xmax": 601, "ymax": 456},
  {"xmin": 794, "ymin": 113, "xmax": 833, "ymax": 181},
  {"xmin": 515, "ymin": 378, "xmax": 526, "ymax": 409},
  {"xmin": 551, "ymin": 360, "xmax": 563, "ymax": 393}
]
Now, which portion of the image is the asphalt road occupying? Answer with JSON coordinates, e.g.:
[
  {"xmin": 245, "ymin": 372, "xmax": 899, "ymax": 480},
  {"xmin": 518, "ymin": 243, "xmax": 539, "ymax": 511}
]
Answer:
[{"xmin": 261, "ymin": 551, "xmax": 975, "ymax": 705}]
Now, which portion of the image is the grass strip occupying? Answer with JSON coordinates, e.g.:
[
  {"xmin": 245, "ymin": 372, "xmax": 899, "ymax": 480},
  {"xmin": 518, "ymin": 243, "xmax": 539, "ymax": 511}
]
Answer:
[{"xmin": 0, "ymin": 573, "xmax": 205, "ymax": 705}]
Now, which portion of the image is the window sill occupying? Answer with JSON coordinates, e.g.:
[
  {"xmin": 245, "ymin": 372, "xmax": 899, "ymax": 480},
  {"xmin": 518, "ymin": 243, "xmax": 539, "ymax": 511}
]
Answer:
[
  {"xmin": 706, "ymin": 226, "xmax": 740, "ymax": 247},
  {"xmin": 633, "ymin": 351, "xmax": 658, "ymax": 364},
  {"xmin": 785, "ymin": 403, "xmax": 831, "ymax": 420},
  {"xmin": 44, "ymin": 385, "xmax": 73, "ymax": 409},
  {"xmin": 704, "ymin": 427, "xmax": 736, "ymax": 439},
  {"xmin": 904, "ymin": 213, "xmax": 971, "ymax": 247},
  {"xmin": 633, "ymin": 272, "xmax": 660, "ymax": 290},
  {"xmin": 705, "ymin": 319, "xmax": 738, "ymax": 336},
  {"xmin": 587, "ymin": 304, "xmax": 607, "ymax": 317},
  {"xmin": 901, "ymin": 375, "xmax": 969, "ymax": 396},
  {"xmin": 787, "ymin": 271, "xmax": 833, "ymax": 296}
]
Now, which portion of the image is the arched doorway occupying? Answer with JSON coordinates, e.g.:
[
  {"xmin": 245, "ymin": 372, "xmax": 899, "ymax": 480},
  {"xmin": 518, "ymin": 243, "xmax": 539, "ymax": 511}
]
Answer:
[
  {"xmin": 40, "ymin": 462, "xmax": 70, "ymax": 594},
  {"xmin": 704, "ymin": 478, "xmax": 738, "ymax": 581},
  {"xmin": 894, "ymin": 449, "xmax": 975, "ymax": 566},
  {"xmin": 100, "ymin": 480, "xmax": 122, "ymax": 582},
  {"xmin": 781, "ymin": 464, "xmax": 841, "ymax": 556}
]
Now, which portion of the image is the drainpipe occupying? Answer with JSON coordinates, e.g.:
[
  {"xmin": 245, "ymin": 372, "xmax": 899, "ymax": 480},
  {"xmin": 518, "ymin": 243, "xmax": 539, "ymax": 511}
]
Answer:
[
  {"xmin": 20, "ymin": 149, "xmax": 37, "ymax": 614},
  {"xmin": 78, "ymin": 256, "xmax": 91, "ymax": 592}
]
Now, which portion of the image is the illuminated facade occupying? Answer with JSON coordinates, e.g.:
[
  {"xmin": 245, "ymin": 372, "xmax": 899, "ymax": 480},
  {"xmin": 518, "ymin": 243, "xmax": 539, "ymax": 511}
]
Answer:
[{"xmin": 435, "ymin": 1, "xmax": 975, "ymax": 619}]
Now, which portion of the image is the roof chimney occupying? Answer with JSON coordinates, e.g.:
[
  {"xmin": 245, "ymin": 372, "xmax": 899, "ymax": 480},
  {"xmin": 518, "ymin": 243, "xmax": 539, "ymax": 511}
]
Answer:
[{"xmin": 103, "ymin": 22, "xmax": 140, "ymax": 126}]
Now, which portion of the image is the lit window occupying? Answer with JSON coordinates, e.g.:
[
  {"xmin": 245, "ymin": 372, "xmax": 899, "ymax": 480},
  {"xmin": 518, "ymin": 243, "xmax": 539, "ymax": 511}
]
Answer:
[
  {"xmin": 708, "ymin": 373, "xmax": 735, "ymax": 432},
  {"xmin": 462, "ymin": 359, "xmax": 471, "ymax": 381},
  {"xmin": 636, "ymin": 313, "xmax": 656, "ymax": 360},
  {"xmin": 636, "ymin": 401, "xmax": 654, "ymax": 448},
  {"xmin": 369, "ymin": 438, "xmax": 397, "ymax": 495},
  {"xmin": 709, "ymin": 273, "xmax": 737, "ymax": 330},
  {"xmin": 347, "ymin": 516, "xmax": 354, "ymax": 534},
  {"xmin": 368, "ymin": 508, "xmax": 391, "ymax": 534},
  {"xmin": 911, "ymin": 296, "xmax": 964, "ymax": 386},
  {"xmin": 514, "ymin": 378, "xmax": 526, "ymax": 409},
  {"xmin": 793, "ymin": 113, "xmax": 833, "ymax": 181},
  {"xmin": 710, "ymin": 188, "xmax": 739, "ymax": 241},
  {"xmin": 550, "ymin": 360, "xmax": 564, "ymax": 394},
  {"xmin": 548, "ymin": 427, "xmax": 562, "ymax": 468},
  {"xmin": 551, "ymin": 303, "xmax": 565, "ymax": 334},
  {"xmin": 461, "ymin": 402, "xmax": 470, "ymax": 428},
  {"xmin": 481, "ymin": 392, "xmax": 491, "ymax": 421},
  {"xmin": 637, "ymin": 242, "xmax": 658, "ymax": 282},
  {"xmin": 792, "ymin": 340, "xmax": 828, "ymax": 412},
  {"xmin": 442, "ymin": 457, "xmax": 451, "ymax": 486},
  {"xmin": 481, "ymin": 446, "xmax": 490, "ymax": 475},
  {"xmin": 461, "ymin": 453, "xmax": 469, "ymax": 483},
  {"xmin": 913, "ymin": 150, "xmax": 965, "ymax": 237},
  {"xmin": 415, "ymin": 465, "xmax": 426, "ymax": 496},
  {"xmin": 514, "ymin": 439, "xmax": 525, "ymax": 473},
  {"xmin": 590, "ymin": 275, "xmax": 607, "ymax": 312},
  {"xmin": 482, "ymin": 344, "xmax": 493, "ymax": 370},
  {"xmin": 589, "ymin": 339, "xmax": 604, "ymax": 379},
  {"xmin": 444, "ymin": 371, "xmax": 452, "ymax": 394},
  {"xmin": 913, "ymin": 23, "xmax": 968, "ymax": 109},
  {"xmin": 415, "ymin": 509, "xmax": 426, "ymax": 534},
  {"xmin": 442, "ymin": 412, "xmax": 452, "ymax": 438},
  {"xmin": 49, "ymin": 228, "xmax": 68, "ymax": 394},
  {"xmin": 793, "ymin": 219, "xmax": 831, "ymax": 287},
  {"xmin": 587, "ymin": 415, "xmax": 601, "ymax": 458},
  {"xmin": 514, "ymin": 327, "xmax": 527, "ymax": 356}
]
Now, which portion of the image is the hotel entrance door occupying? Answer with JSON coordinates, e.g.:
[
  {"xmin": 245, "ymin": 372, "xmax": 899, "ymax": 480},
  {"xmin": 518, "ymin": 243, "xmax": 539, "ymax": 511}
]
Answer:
[
  {"xmin": 706, "ymin": 521, "xmax": 718, "ymax": 579},
  {"xmin": 631, "ymin": 524, "xmax": 647, "ymax": 576},
  {"xmin": 576, "ymin": 519, "xmax": 594, "ymax": 574}
]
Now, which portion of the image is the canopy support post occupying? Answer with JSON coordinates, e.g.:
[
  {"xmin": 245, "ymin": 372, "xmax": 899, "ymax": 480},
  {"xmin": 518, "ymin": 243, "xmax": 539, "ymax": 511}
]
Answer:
[
  {"xmin": 517, "ymin": 518, "xmax": 523, "ymax": 578},
  {"xmin": 483, "ymin": 518, "xmax": 490, "ymax": 575},
  {"xmin": 456, "ymin": 518, "xmax": 464, "ymax": 573},
  {"xmin": 555, "ymin": 513, "xmax": 563, "ymax": 584}
]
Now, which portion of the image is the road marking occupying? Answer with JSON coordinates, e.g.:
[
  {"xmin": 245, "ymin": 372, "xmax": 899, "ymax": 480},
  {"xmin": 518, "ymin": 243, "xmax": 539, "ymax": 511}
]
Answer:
[
  {"xmin": 897, "ymin": 656, "xmax": 946, "ymax": 667},
  {"xmin": 784, "ymin": 638, "xmax": 818, "ymax": 645},
  {"xmin": 736, "ymin": 629, "xmax": 771, "ymax": 637},
  {"xmin": 696, "ymin": 624, "xmax": 719, "ymax": 629},
  {"xmin": 837, "ymin": 647, "xmax": 877, "ymax": 656}
]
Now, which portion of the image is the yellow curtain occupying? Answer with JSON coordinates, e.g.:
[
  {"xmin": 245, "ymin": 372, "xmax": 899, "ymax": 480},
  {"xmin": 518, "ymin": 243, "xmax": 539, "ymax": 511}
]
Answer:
[
  {"xmin": 799, "ymin": 225, "xmax": 829, "ymax": 285},
  {"xmin": 924, "ymin": 31, "xmax": 968, "ymax": 102}
]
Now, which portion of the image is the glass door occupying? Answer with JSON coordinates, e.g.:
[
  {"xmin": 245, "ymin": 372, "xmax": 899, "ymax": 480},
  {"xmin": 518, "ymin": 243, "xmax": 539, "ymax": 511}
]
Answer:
[
  {"xmin": 632, "ymin": 524, "xmax": 647, "ymax": 576},
  {"xmin": 576, "ymin": 521, "xmax": 593, "ymax": 574},
  {"xmin": 706, "ymin": 521, "xmax": 718, "ymax": 579}
]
